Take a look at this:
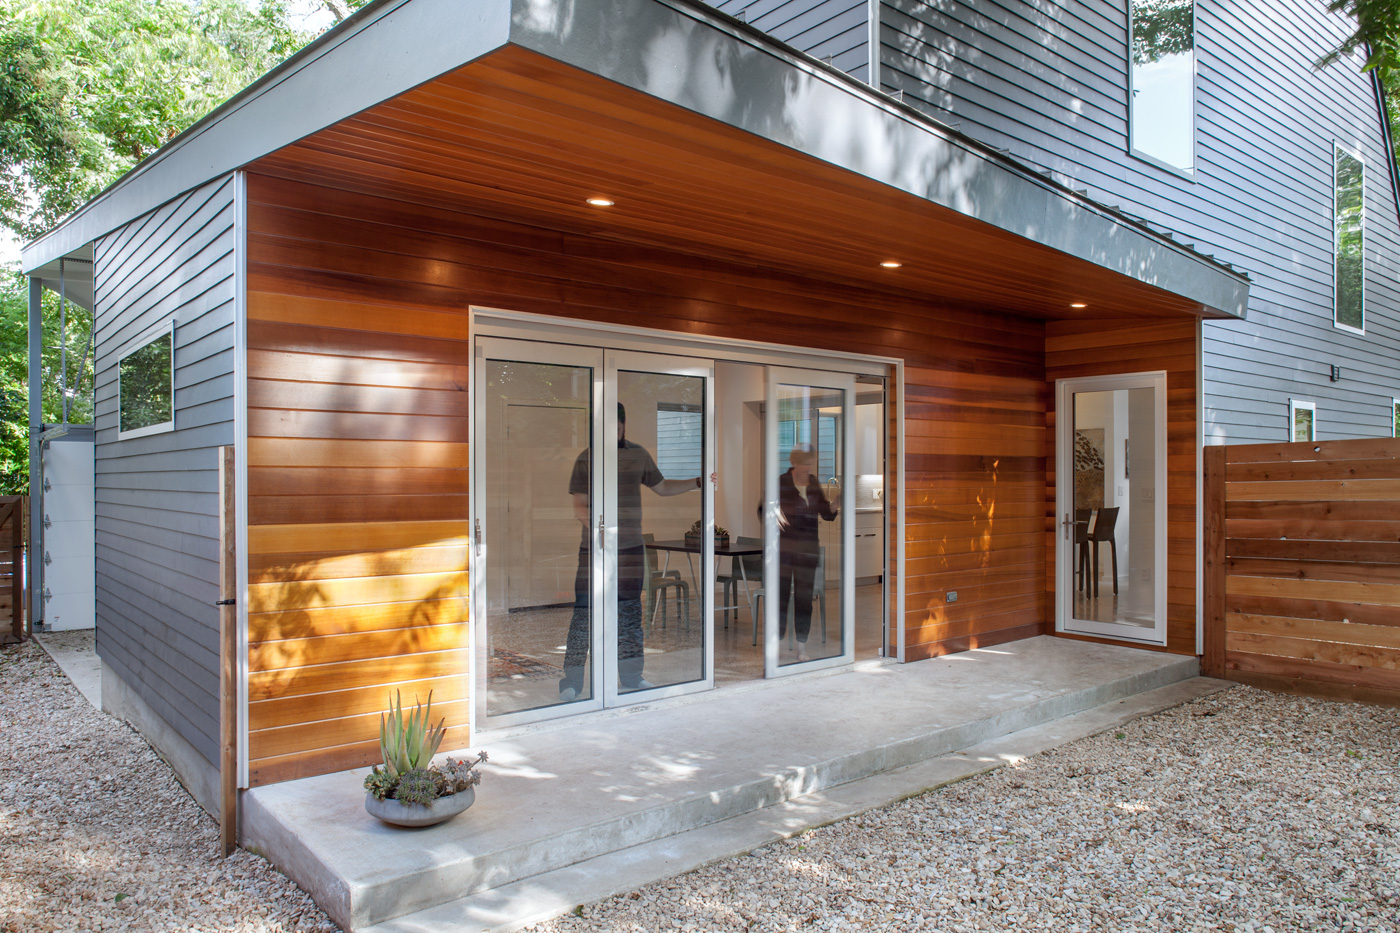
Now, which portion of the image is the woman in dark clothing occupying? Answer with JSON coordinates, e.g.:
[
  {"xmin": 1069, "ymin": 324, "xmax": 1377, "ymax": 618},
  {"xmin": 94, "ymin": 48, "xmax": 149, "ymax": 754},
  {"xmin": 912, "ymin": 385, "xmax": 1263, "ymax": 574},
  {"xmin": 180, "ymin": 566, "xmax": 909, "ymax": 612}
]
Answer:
[{"xmin": 776, "ymin": 444, "xmax": 838, "ymax": 661}]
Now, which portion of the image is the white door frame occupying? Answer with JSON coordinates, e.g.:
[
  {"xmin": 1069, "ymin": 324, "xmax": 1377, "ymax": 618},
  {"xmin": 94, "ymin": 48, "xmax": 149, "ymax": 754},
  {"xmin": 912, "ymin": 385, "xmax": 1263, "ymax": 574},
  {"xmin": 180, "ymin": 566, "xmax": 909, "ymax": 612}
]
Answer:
[
  {"xmin": 473, "ymin": 337, "xmax": 607, "ymax": 729},
  {"xmin": 763, "ymin": 366, "xmax": 858, "ymax": 677},
  {"xmin": 1054, "ymin": 371, "xmax": 1169, "ymax": 645},
  {"xmin": 602, "ymin": 348, "xmax": 716, "ymax": 706}
]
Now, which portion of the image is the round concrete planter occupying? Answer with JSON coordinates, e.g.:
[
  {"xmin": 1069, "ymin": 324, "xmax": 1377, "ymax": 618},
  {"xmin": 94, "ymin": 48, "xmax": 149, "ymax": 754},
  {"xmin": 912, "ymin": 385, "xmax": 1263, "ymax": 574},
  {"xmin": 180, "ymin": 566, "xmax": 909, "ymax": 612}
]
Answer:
[{"xmin": 365, "ymin": 786, "xmax": 475, "ymax": 828}]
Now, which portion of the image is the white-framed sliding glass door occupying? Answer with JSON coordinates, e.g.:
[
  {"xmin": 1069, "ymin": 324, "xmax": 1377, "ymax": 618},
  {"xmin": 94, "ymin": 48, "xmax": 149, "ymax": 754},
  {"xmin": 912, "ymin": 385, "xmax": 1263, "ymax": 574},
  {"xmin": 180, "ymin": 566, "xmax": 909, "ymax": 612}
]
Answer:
[
  {"xmin": 1054, "ymin": 371, "xmax": 1168, "ymax": 645},
  {"xmin": 763, "ymin": 367, "xmax": 857, "ymax": 676},
  {"xmin": 473, "ymin": 337, "xmax": 714, "ymax": 728},
  {"xmin": 603, "ymin": 349, "xmax": 715, "ymax": 707}
]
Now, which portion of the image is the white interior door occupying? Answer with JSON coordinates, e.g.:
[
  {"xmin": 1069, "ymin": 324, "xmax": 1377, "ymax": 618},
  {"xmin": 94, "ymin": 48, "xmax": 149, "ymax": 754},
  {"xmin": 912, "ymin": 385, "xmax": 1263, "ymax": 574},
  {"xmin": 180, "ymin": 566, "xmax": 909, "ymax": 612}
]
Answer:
[
  {"xmin": 1055, "ymin": 372, "xmax": 1168, "ymax": 645},
  {"xmin": 763, "ymin": 366, "xmax": 857, "ymax": 677}
]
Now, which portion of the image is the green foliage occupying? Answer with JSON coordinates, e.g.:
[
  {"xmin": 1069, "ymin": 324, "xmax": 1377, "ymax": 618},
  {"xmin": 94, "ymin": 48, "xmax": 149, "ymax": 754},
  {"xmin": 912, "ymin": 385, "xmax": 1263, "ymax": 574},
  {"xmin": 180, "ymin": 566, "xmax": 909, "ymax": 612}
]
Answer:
[
  {"xmin": 379, "ymin": 689, "xmax": 447, "ymax": 781},
  {"xmin": 0, "ymin": 0, "xmax": 319, "ymax": 240},
  {"xmin": 1130, "ymin": 0, "xmax": 1193, "ymax": 66},
  {"xmin": 394, "ymin": 768, "xmax": 440, "ymax": 805},
  {"xmin": 0, "ymin": 264, "xmax": 94, "ymax": 495},
  {"xmin": 1335, "ymin": 146, "xmax": 1365, "ymax": 330},
  {"xmin": 363, "ymin": 765, "xmax": 397, "ymax": 801},
  {"xmin": 1319, "ymin": 0, "xmax": 1400, "ymax": 73}
]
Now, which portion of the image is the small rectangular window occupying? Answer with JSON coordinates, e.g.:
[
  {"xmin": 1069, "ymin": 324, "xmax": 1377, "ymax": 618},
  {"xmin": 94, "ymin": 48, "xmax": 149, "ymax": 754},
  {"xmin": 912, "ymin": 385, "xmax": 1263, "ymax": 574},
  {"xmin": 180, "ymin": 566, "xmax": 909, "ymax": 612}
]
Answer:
[
  {"xmin": 655, "ymin": 404, "xmax": 702, "ymax": 478},
  {"xmin": 118, "ymin": 323, "xmax": 175, "ymax": 439},
  {"xmin": 1289, "ymin": 399, "xmax": 1315, "ymax": 442},
  {"xmin": 1129, "ymin": 0, "xmax": 1195, "ymax": 174},
  {"xmin": 1334, "ymin": 143, "xmax": 1365, "ymax": 333}
]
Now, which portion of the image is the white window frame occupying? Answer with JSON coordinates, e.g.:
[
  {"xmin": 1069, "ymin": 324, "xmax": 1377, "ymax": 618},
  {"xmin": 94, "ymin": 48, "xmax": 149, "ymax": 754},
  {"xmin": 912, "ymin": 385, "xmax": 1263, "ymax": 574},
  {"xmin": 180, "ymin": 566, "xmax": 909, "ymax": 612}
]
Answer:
[
  {"xmin": 1289, "ymin": 399, "xmax": 1316, "ymax": 442},
  {"xmin": 1392, "ymin": 398, "xmax": 1399, "ymax": 438},
  {"xmin": 1127, "ymin": 0, "xmax": 1198, "ymax": 178},
  {"xmin": 116, "ymin": 320, "xmax": 176, "ymax": 441},
  {"xmin": 1333, "ymin": 140, "xmax": 1366, "ymax": 336}
]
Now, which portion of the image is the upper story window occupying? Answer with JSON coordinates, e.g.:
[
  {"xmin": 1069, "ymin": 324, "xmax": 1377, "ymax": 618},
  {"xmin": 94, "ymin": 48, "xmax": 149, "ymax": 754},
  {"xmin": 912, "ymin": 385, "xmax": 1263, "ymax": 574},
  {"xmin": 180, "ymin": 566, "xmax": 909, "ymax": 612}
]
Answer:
[
  {"xmin": 1334, "ymin": 143, "xmax": 1365, "ymax": 333},
  {"xmin": 118, "ymin": 322, "xmax": 175, "ymax": 440},
  {"xmin": 1129, "ymin": 0, "xmax": 1196, "ymax": 174}
]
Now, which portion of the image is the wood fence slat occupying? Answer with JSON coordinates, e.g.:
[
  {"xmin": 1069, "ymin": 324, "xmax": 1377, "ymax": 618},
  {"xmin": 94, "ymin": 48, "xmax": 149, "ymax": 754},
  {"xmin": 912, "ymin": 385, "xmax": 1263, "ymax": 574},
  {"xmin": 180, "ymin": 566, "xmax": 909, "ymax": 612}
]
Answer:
[
  {"xmin": 1224, "ymin": 438, "xmax": 1400, "ymax": 464},
  {"xmin": 1226, "ymin": 593, "xmax": 1400, "ymax": 628},
  {"xmin": 1226, "ymin": 632, "xmax": 1400, "ymax": 671},
  {"xmin": 1225, "ymin": 557, "xmax": 1400, "ymax": 583},
  {"xmin": 1226, "ymin": 457, "xmax": 1400, "ymax": 482},
  {"xmin": 1227, "ymin": 614, "xmax": 1400, "ymax": 650},
  {"xmin": 1226, "ymin": 575, "xmax": 1400, "ymax": 607},
  {"xmin": 1225, "ymin": 479, "xmax": 1400, "ymax": 501},
  {"xmin": 1225, "ymin": 651, "xmax": 1400, "ymax": 691},
  {"xmin": 1226, "ymin": 539, "xmax": 1400, "ymax": 563}
]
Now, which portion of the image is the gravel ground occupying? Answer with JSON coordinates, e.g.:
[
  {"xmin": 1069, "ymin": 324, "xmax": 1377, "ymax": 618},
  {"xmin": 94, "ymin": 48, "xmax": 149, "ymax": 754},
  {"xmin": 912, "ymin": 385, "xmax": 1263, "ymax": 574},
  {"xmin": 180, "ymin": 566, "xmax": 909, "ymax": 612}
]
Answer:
[
  {"xmin": 532, "ymin": 687, "xmax": 1400, "ymax": 933},
  {"xmin": 0, "ymin": 636, "xmax": 337, "ymax": 933},
  {"xmin": 4, "ymin": 636, "xmax": 1398, "ymax": 933}
]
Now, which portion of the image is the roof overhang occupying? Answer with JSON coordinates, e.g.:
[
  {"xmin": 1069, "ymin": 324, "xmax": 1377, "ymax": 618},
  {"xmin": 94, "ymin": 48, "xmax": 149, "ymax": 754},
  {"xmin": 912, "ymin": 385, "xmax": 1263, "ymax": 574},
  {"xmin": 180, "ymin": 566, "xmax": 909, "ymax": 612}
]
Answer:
[{"xmin": 22, "ymin": 0, "xmax": 1248, "ymax": 320}]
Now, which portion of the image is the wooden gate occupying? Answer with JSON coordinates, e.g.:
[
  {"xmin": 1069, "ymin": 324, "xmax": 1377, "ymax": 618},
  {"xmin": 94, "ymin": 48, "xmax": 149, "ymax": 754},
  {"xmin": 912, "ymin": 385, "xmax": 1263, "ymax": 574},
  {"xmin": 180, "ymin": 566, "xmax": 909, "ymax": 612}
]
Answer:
[
  {"xmin": 1203, "ymin": 438, "xmax": 1400, "ymax": 704},
  {"xmin": 0, "ymin": 496, "xmax": 29, "ymax": 644}
]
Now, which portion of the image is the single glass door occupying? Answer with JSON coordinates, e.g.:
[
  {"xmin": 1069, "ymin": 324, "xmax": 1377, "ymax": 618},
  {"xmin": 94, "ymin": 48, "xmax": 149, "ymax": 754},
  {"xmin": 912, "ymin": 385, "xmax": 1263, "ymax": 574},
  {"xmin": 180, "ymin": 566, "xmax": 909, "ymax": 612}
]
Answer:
[
  {"xmin": 1055, "ymin": 372, "xmax": 1168, "ymax": 645},
  {"xmin": 763, "ymin": 367, "xmax": 856, "ymax": 676}
]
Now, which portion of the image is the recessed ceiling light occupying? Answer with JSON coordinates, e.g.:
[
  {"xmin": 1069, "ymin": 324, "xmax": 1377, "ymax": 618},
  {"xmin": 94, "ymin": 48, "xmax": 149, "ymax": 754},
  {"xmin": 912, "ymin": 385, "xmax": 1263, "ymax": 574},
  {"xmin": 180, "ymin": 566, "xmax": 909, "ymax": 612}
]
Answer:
[
  {"xmin": 586, "ymin": 197, "xmax": 615, "ymax": 207},
  {"xmin": 1070, "ymin": 302, "xmax": 1088, "ymax": 308},
  {"xmin": 880, "ymin": 260, "xmax": 902, "ymax": 269}
]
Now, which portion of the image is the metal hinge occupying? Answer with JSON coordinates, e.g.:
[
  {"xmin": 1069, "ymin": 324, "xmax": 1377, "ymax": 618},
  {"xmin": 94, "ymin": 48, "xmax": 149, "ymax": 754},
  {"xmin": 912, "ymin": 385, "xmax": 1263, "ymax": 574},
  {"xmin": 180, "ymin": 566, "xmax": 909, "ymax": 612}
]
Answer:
[{"xmin": 43, "ymin": 552, "xmax": 51, "ymax": 566}]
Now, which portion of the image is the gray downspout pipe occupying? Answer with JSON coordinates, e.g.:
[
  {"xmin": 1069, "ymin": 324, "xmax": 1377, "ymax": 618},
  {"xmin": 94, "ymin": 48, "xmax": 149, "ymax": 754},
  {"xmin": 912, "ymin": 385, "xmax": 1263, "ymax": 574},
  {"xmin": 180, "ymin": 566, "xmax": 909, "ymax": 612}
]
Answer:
[{"xmin": 27, "ymin": 276, "xmax": 43, "ymax": 631}]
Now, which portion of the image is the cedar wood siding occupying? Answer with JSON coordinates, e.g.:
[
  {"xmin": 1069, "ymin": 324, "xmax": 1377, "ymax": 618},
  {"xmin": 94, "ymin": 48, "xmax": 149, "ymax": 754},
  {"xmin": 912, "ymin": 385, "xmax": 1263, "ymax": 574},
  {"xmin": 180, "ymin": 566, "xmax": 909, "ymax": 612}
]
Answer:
[
  {"xmin": 750, "ymin": 0, "xmax": 1400, "ymax": 441},
  {"xmin": 241, "ymin": 170, "xmax": 1053, "ymax": 780},
  {"xmin": 91, "ymin": 174, "xmax": 238, "ymax": 776},
  {"xmin": 710, "ymin": 0, "xmax": 871, "ymax": 83}
]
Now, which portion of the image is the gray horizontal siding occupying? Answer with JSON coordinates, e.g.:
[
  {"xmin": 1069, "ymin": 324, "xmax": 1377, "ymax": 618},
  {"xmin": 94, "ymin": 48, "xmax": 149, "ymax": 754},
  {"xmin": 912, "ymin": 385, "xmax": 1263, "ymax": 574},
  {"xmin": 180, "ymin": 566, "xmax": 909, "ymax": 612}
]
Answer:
[
  {"xmin": 92, "ymin": 174, "xmax": 237, "ymax": 770},
  {"xmin": 708, "ymin": 0, "xmax": 870, "ymax": 79},
  {"xmin": 855, "ymin": 0, "xmax": 1400, "ymax": 444}
]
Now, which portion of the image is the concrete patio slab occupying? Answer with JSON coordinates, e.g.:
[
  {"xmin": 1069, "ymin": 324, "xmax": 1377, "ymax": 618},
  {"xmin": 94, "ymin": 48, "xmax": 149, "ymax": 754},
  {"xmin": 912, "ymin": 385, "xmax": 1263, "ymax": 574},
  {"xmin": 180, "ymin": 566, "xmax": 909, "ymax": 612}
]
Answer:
[
  {"xmin": 36, "ymin": 629, "xmax": 100, "ymax": 710},
  {"xmin": 241, "ymin": 636, "xmax": 1206, "ymax": 932}
]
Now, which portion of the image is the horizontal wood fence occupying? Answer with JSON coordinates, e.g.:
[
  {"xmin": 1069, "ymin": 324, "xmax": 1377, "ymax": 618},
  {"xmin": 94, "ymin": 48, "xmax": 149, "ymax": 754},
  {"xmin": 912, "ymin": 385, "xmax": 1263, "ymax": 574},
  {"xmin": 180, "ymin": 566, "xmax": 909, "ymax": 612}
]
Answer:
[
  {"xmin": 1203, "ymin": 438, "xmax": 1400, "ymax": 704},
  {"xmin": 0, "ymin": 497, "xmax": 28, "ymax": 645}
]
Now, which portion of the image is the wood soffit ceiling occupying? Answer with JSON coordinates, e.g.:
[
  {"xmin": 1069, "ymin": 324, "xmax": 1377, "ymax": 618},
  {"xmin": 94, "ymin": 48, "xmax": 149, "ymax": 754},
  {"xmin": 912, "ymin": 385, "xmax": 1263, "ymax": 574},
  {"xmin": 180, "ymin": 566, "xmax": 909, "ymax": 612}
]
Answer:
[{"xmin": 253, "ymin": 45, "xmax": 1229, "ymax": 324}]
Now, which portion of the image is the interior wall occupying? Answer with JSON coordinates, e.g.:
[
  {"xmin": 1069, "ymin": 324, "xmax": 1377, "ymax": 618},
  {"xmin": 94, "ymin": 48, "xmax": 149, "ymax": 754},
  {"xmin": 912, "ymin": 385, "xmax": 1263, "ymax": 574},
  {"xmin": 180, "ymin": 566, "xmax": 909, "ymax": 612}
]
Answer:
[
  {"xmin": 1045, "ymin": 319, "xmax": 1200, "ymax": 655},
  {"xmin": 243, "ymin": 169, "xmax": 1064, "ymax": 781}
]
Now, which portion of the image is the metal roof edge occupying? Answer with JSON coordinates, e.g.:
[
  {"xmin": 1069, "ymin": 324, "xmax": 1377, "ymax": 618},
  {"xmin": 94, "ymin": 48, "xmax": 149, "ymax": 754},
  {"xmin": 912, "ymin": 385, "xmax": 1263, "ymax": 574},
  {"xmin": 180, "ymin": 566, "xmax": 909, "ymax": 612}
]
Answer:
[{"xmin": 22, "ymin": 0, "xmax": 510, "ymax": 273}]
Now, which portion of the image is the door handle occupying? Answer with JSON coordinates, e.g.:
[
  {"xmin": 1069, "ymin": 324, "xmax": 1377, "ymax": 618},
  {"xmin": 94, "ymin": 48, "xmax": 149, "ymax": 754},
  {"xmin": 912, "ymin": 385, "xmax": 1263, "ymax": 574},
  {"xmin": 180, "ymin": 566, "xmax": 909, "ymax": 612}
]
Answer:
[
  {"xmin": 474, "ymin": 518, "xmax": 482, "ymax": 557},
  {"xmin": 598, "ymin": 515, "xmax": 605, "ymax": 550},
  {"xmin": 1061, "ymin": 513, "xmax": 1073, "ymax": 540}
]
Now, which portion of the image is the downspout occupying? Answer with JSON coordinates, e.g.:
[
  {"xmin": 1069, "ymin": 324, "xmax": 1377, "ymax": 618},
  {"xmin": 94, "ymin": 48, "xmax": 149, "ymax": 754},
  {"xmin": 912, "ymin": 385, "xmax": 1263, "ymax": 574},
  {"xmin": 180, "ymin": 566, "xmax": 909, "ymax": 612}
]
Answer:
[
  {"xmin": 1371, "ymin": 66, "xmax": 1400, "ymax": 230},
  {"xmin": 27, "ymin": 277, "xmax": 43, "ymax": 631}
]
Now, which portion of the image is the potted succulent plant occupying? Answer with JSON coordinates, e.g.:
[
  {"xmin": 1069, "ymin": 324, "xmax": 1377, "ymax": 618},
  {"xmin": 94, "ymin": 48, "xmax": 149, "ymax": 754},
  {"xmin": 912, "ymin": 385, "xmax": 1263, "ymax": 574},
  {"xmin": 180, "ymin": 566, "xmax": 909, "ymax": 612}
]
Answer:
[
  {"xmin": 363, "ymin": 690, "xmax": 487, "ymax": 828},
  {"xmin": 684, "ymin": 519, "xmax": 729, "ymax": 549}
]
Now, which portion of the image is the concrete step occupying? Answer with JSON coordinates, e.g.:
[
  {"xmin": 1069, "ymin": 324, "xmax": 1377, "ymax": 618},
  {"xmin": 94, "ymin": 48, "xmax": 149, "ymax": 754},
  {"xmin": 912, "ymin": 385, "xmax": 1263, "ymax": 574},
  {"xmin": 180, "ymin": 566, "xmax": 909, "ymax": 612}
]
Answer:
[
  {"xmin": 366, "ymin": 675, "xmax": 1232, "ymax": 933},
  {"xmin": 241, "ymin": 637, "xmax": 1205, "ymax": 931}
]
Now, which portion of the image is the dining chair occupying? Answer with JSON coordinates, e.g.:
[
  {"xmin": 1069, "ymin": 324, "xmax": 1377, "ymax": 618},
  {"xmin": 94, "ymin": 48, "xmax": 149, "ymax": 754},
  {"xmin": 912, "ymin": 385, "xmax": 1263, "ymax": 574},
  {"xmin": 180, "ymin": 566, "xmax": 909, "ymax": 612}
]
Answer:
[
  {"xmin": 1086, "ymin": 506, "xmax": 1120, "ymax": 597},
  {"xmin": 642, "ymin": 533, "xmax": 690, "ymax": 632}
]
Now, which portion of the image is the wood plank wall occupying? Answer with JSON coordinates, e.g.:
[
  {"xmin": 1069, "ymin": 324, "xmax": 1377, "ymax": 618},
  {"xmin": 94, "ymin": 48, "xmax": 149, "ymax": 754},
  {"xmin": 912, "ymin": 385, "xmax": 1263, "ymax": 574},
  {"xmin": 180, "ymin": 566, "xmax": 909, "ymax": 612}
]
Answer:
[
  {"xmin": 243, "ymin": 169, "xmax": 1147, "ymax": 780},
  {"xmin": 1203, "ymin": 438, "xmax": 1400, "ymax": 704},
  {"xmin": 1045, "ymin": 320, "xmax": 1199, "ymax": 655},
  {"xmin": 0, "ymin": 497, "xmax": 26, "ymax": 644}
]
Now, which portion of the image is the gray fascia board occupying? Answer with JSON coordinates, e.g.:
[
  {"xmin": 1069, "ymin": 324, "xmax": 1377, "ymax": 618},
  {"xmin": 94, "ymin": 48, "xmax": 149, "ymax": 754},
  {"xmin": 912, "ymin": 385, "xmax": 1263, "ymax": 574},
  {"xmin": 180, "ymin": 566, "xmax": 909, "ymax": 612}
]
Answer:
[
  {"xmin": 23, "ymin": 0, "xmax": 1247, "ymax": 318},
  {"xmin": 21, "ymin": 0, "xmax": 510, "ymax": 274},
  {"xmin": 508, "ymin": 0, "xmax": 1247, "ymax": 318}
]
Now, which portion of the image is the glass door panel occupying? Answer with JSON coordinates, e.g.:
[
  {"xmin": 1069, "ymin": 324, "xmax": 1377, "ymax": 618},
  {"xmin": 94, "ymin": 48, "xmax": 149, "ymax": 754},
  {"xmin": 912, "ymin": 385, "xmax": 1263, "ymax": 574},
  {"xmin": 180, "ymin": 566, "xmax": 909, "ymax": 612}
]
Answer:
[
  {"xmin": 477, "ymin": 340, "xmax": 604, "ymax": 721},
  {"xmin": 606, "ymin": 352, "xmax": 714, "ymax": 703},
  {"xmin": 764, "ymin": 368, "xmax": 856, "ymax": 676},
  {"xmin": 1056, "ymin": 373, "xmax": 1167, "ymax": 644}
]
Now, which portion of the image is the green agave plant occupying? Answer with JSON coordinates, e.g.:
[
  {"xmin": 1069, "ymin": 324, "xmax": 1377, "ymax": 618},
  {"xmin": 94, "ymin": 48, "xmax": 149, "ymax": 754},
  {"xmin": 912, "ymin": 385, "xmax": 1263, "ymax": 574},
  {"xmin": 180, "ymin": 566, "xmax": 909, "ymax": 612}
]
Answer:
[{"xmin": 379, "ymin": 689, "xmax": 447, "ymax": 780}]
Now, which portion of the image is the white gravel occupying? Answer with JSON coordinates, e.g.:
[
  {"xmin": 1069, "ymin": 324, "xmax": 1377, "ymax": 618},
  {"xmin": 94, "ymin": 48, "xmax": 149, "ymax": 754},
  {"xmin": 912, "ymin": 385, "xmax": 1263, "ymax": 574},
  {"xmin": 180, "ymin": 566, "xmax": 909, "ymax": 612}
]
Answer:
[
  {"xmin": 531, "ymin": 687, "xmax": 1400, "ymax": 933},
  {"xmin": 6, "ymin": 635, "xmax": 1398, "ymax": 933},
  {"xmin": 0, "ymin": 636, "xmax": 338, "ymax": 933}
]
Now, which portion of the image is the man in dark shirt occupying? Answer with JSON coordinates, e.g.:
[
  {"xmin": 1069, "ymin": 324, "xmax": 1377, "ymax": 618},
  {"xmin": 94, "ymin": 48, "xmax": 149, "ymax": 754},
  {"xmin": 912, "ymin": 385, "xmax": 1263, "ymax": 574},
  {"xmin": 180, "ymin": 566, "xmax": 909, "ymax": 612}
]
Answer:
[{"xmin": 560, "ymin": 403, "xmax": 703, "ymax": 700}]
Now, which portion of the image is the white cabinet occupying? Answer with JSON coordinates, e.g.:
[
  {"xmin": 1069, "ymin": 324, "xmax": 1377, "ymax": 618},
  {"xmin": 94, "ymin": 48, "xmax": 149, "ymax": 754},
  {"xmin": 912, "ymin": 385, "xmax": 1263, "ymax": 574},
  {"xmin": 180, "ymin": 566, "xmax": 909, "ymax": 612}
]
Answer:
[{"xmin": 855, "ymin": 510, "xmax": 883, "ymax": 582}]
